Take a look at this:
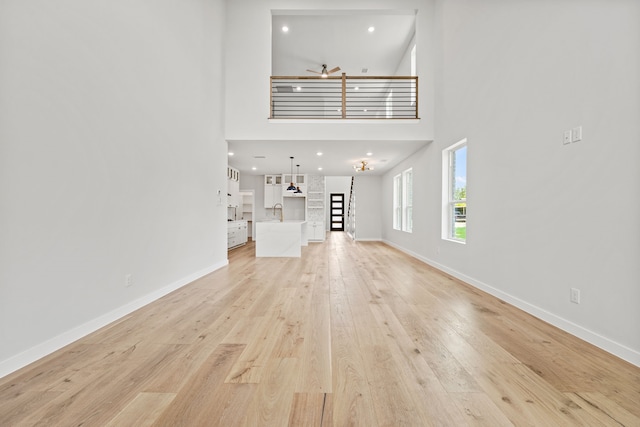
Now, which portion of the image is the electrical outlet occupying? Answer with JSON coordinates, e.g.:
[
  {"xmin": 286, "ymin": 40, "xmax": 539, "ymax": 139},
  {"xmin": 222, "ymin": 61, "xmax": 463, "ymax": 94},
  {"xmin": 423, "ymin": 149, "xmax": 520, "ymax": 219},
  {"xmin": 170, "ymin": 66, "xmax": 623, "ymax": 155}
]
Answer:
[
  {"xmin": 572, "ymin": 126, "xmax": 582, "ymax": 142},
  {"xmin": 125, "ymin": 274, "xmax": 133, "ymax": 288},
  {"xmin": 563, "ymin": 130, "xmax": 572, "ymax": 145},
  {"xmin": 570, "ymin": 287, "xmax": 580, "ymax": 304}
]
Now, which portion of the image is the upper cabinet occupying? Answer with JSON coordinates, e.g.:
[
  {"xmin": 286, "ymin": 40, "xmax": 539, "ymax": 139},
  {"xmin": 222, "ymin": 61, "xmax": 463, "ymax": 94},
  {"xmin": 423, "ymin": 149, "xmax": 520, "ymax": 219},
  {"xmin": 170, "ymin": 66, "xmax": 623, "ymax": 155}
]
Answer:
[
  {"xmin": 264, "ymin": 174, "xmax": 283, "ymax": 207},
  {"xmin": 283, "ymin": 174, "xmax": 306, "ymax": 197},
  {"xmin": 227, "ymin": 166, "xmax": 240, "ymax": 207},
  {"xmin": 227, "ymin": 166, "xmax": 239, "ymax": 182},
  {"xmin": 265, "ymin": 174, "xmax": 282, "ymax": 186}
]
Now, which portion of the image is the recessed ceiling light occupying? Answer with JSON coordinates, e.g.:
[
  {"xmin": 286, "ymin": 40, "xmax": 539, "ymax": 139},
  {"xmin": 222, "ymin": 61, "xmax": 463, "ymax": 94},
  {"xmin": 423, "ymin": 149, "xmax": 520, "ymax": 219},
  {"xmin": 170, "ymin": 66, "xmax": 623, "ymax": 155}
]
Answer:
[
  {"xmin": 366, "ymin": 152, "xmax": 373, "ymax": 156},
  {"xmin": 282, "ymin": 26, "xmax": 289, "ymax": 33},
  {"xmin": 368, "ymin": 26, "xmax": 375, "ymax": 33},
  {"xmin": 316, "ymin": 152, "xmax": 323, "ymax": 156},
  {"xmin": 252, "ymin": 167, "xmax": 257, "ymax": 170},
  {"xmin": 318, "ymin": 167, "xmax": 323, "ymax": 171},
  {"xmin": 228, "ymin": 152, "xmax": 234, "ymax": 156}
]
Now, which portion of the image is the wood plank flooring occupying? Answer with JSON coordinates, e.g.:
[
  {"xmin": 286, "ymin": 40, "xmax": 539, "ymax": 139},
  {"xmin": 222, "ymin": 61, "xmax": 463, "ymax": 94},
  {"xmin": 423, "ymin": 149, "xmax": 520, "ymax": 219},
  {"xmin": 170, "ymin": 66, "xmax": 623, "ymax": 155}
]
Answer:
[{"xmin": 1, "ymin": 232, "xmax": 639, "ymax": 426}]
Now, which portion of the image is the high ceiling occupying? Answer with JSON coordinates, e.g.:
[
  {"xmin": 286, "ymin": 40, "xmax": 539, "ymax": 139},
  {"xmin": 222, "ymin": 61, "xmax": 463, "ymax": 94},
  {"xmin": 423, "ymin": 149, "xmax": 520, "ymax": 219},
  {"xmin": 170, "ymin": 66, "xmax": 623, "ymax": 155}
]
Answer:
[
  {"xmin": 271, "ymin": 11, "xmax": 416, "ymax": 77},
  {"xmin": 229, "ymin": 11, "xmax": 424, "ymax": 177}
]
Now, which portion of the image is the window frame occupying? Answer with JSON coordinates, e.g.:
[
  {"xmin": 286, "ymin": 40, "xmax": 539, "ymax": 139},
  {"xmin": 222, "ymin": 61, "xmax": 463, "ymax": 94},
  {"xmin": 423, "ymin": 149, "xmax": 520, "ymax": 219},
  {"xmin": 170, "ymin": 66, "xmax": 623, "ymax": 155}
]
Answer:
[
  {"xmin": 393, "ymin": 173, "xmax": 402, "ymax": 230},
  {"xmin": 393, "ymin": 168, "xmax": 413, "ymax": 233},
  {"xmin": 402, "ymin": 168, "xmax": 413, "ymax": 232}
]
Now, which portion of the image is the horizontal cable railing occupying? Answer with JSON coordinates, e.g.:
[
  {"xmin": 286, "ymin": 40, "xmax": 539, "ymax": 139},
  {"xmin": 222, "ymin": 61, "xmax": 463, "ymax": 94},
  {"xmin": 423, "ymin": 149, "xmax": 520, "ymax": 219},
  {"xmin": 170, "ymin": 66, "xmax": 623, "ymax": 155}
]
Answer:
[{"xmin": 270, "ymin": 74, "xmax": 418, "ymax": 119}]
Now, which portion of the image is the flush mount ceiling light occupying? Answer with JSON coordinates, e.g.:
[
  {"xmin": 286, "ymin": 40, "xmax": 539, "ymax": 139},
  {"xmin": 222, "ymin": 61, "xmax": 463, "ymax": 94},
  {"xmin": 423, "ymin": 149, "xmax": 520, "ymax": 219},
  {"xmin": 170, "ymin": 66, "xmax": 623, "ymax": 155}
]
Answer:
[
  {"xmin": 282, "ymin": 26, "xmax": 289, "ymax": 33},
  {"xmin": 286, "ymin": 156, "xmax": 296, "ymax": 191},
  {"xmin": 368, "ymin": 26, "xmax": 375, "ymax": 33},
  {"xmin": 354, "ymin": 160, "xmax": 374, "ymax": 172}
]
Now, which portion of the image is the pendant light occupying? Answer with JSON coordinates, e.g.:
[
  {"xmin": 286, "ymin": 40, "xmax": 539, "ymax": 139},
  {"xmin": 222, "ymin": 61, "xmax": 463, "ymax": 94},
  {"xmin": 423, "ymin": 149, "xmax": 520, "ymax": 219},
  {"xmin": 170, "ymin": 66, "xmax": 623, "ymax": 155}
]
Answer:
[
  {"xmin": 294, "ymin": 165, "xmax": 303, "ymax": 193},
  {"xmin": 286, "ymin": 156, "xmax": 296, "ymax": 191}
]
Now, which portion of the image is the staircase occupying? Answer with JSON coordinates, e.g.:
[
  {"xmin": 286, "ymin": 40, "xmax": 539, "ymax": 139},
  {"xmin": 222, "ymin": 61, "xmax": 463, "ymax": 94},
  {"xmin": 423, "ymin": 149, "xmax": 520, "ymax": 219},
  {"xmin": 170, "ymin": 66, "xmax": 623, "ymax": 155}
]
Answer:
[{"xmin": 346, "ymin": 176, "xmax": 356, "ymax": 240}]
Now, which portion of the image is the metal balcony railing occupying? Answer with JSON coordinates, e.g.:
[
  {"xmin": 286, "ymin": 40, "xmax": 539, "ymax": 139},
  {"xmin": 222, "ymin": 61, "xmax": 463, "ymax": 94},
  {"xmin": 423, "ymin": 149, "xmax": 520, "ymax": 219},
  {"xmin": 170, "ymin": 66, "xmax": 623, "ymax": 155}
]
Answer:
[{"xmin": 270, "ymin": 74, "xmax": 418, "ymax": 119}]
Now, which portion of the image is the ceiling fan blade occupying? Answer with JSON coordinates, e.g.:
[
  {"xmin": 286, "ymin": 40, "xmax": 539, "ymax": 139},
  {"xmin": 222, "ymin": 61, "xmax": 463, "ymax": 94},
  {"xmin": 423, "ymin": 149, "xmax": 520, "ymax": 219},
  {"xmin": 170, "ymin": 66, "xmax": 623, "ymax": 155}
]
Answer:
[
  {"xmin": 306, "ymin": 69, "xmax": 322, "ymax": 74},
  {"xmin": 328, "ymin": 66, "xmax": 341, "ymax": 74}
]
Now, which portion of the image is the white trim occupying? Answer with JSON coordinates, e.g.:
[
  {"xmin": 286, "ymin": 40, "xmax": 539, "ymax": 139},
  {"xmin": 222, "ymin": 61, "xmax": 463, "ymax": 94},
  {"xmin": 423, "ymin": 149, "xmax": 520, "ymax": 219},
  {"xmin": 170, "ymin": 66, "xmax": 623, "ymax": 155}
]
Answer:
[
  {"xmin": 354, "ymin": 238, "xmax": 382, "ymax": 242},
  {"xmin": 0, "ymin": 261, "xmax": 228, "ymax": 379},
  {"xmin": 268, "ymin": 119, "xmax": 420, "ymax": 124},
  {"xmin": 382, "ymin": 239, "xmax": 640, "ymax": 368}
]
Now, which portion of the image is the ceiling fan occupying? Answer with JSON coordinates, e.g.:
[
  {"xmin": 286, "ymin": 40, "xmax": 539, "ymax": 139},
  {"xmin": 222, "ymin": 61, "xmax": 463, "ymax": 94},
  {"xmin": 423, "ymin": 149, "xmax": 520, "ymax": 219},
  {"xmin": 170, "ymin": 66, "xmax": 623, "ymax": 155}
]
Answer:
[{"xmin": 306, "ymin": 64, "xmax": 341, "ymax": 77}]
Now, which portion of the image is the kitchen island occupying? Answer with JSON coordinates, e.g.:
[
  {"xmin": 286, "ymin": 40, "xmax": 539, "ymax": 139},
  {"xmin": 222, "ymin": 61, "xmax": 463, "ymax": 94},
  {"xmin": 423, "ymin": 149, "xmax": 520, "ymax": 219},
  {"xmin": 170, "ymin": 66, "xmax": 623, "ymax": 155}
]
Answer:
[{"xmin": 255, "ymin": 220, "xmax": 307, "ymax": 257}]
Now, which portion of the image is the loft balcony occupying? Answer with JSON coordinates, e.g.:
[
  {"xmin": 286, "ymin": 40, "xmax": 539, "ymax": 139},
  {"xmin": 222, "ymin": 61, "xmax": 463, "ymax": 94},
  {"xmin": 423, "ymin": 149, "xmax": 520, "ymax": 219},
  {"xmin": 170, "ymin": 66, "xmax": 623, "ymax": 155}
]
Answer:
[{"xmin": 270, "ymin": 73, "xmax": 418, "ymax": 120}]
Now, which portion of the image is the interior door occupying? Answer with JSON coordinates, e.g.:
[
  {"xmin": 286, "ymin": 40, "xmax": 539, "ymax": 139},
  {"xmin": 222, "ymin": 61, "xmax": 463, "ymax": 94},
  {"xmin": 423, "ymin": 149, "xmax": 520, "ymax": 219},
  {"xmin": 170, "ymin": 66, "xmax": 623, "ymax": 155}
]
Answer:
[{"xmin": 330, "ymin": 193, "xmax": 344, "ymax": 231}]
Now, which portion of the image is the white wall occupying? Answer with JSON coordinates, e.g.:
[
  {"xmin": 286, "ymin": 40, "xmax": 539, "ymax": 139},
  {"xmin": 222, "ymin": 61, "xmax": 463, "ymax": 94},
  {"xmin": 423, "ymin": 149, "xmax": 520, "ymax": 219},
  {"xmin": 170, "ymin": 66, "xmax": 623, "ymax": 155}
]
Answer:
[
  {"xmin": 325, "ymin": 176, "xmax": 352, "ymax": 231},
  {"xmin": 394, "ymin": 34, "xmax": 417, "ymax": 77},
  {"xmin": 383, "ymin": 0, "xmax": 640, "ymax": 366},
  {"xmin": 0, "ymin": 0, "xmax": 229, "ymax": 377},
  {"xmin": 225, "ymin": 0, "xmax": 435, "ymax": 142},
  {"xmin": 353, "ymin": 176, "xmax": 383, "ymax": 241}
]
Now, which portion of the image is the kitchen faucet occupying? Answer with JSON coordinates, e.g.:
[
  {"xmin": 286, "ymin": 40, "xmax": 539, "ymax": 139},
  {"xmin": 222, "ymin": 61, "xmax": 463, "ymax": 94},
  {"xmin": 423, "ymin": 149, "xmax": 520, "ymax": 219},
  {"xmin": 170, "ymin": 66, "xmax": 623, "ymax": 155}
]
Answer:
[{"xmin": 273, "ymin": 203, "xmax": 283, "ymax": 222}]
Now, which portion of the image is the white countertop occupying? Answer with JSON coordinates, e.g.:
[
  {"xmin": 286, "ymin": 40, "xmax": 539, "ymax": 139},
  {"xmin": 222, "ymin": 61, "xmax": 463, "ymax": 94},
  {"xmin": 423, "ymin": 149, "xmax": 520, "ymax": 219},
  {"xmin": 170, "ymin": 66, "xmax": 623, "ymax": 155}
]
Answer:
[{"xmin": 258, "ymin": 219, "xmax": 307, "ymax": 224}]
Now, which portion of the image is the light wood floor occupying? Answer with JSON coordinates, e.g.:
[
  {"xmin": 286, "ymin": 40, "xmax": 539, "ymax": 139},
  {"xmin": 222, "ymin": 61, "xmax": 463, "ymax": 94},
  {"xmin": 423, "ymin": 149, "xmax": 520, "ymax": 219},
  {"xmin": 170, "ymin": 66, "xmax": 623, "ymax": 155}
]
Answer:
[{"xmin": 1, "ymin": 232, "xmax": 639, "ymax": 426}]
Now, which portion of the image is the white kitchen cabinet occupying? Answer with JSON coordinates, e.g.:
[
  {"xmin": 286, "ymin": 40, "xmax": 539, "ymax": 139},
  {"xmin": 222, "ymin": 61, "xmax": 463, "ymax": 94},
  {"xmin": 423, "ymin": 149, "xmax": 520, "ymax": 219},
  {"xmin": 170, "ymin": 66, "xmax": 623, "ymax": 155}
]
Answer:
[
  {"xmin": 264, "ymin": 174, "xmax": 283, "ymax": 207},
  {"xmin": 265, "ymin": 174, "xmax": 283, "ymax": 186},
  {"xmin": 240, "ymin": 192, "xmax": 254, "ymax": 238},
  {"xmin": 283, "ymin": 174, "xmax": 306, "ymax": 196},
  {"xmin": 227, "ymin": 166, "xmax": 240, "ymax": 208},
  {"xmin": 227, "ymin": 220, "xmax": 248, "ymax": 249},
  {"xmin": 227, "ymin": 166, "xmax": 239, "ymax": 181},
  {"xmin": 308, "ymin": 220, "xmax": 325, "ymax": 242}
]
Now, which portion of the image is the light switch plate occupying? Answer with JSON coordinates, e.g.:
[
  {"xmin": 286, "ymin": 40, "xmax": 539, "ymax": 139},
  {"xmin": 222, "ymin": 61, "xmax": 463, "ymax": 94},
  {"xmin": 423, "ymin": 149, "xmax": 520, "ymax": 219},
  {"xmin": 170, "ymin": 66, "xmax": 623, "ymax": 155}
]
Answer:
[{"xmin": 563, "ymin": 130, "xmax": 572, "ymax": 145}]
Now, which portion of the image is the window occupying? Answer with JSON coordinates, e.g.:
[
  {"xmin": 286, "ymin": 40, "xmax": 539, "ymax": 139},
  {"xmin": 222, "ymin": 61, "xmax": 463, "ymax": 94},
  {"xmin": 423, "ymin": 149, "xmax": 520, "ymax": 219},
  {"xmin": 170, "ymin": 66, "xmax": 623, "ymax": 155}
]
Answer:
[
  {"xmin": 386, "ymin": 90, "xmax": 393, "ymax": 118},
  {"xmin": 410, "ymin": 44, "xmax": 416, "ymax": 106},
  {"xmin": 410, "ymin": 44, "xmax": 417, "ymax": 77},
  {"xmin": 393, "ymin": 174, "xmax": 402, "ymax": 230},
  {"xmin": 393, "ymin": 168, "xmax": 413, "ymax": 232},
  {"xmin": 403, "ymin": 168, "xmax": 413, "ymax": 232},
  {"xmin": 443, "ymin": 140, "xmax": 467, "ymax": 242}
]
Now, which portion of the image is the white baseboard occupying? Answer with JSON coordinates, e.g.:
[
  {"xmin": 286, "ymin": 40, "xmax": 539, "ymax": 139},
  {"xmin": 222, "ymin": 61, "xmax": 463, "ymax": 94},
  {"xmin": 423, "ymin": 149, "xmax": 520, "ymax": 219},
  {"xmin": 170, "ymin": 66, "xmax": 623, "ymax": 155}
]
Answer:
[
  {"xmin": 0, "ymin": 260, "xmax": 228, "ymax": 379},
  {"xmin": 382, "ymin": 240, "xmax": 640, "ymax": 368}
]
